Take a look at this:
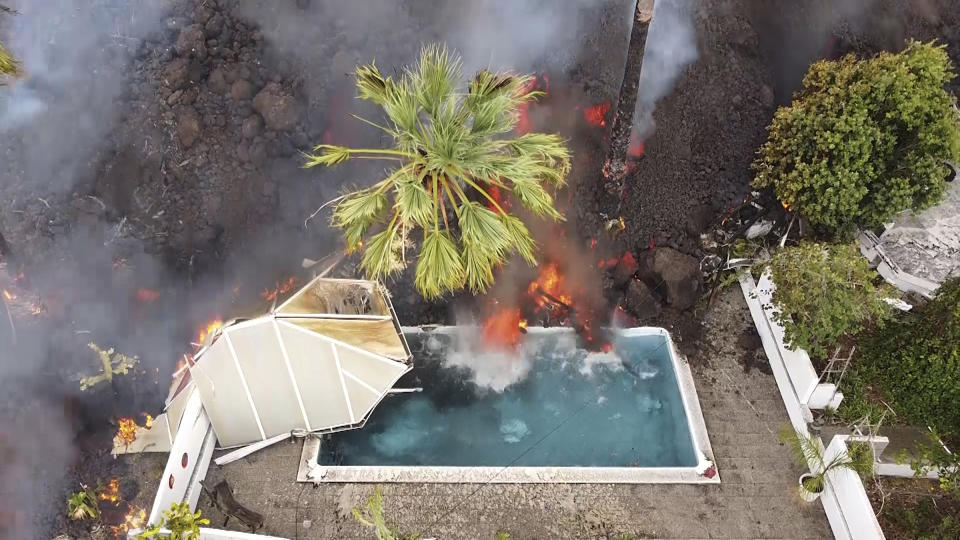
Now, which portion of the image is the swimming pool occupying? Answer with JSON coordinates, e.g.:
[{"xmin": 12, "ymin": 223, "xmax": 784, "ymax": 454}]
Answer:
[{"xmin": 300, "ymin": 327, "xmax": 717, "ymax": 483}]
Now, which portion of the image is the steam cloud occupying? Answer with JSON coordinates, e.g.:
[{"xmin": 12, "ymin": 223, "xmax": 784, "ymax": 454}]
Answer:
[
  {"xmin": 632, "ymin": 0, "xmax": 698, "ymax": 139},
  {"xmin": 1, "ymin": 1, "xmax": 171, "ymax": 537}
]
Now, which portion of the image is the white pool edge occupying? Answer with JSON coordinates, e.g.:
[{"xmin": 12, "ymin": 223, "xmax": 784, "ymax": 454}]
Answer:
[{"xmin": 300, "ymin": 326, "xmax": 719, "ymax": 484}]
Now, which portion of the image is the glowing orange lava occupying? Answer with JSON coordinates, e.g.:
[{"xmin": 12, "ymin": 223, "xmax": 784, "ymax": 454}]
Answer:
[
  {"xmin": 482, "ymin": 307, "xmax": 527, "ymax": 349},
  {"xmin": 135, "ymin": 288, "xmax": 160, "ymax": 303},
  {"xmin": 98, "ymin": 477, "xmax": 120, "ymax": 505},
  {"xmin": 261, "ymin": 276, "xmax": 299, "ymax": 302},
  {"xmin": 583, "ymin": 102, "xmax": 611, "ymax": 127},
  {"xmin": 628, "ymin": 140, "xmax": 645, "ymax": 158}
]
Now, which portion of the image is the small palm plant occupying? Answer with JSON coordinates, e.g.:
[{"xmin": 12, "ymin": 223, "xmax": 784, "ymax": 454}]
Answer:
[
  {"xmin": 307, "ymin": 44, "xmax": 571, "ymax": 299},
  {"xmin": 67, "ymin": 488, "xmax": 99, "ymax": 521},
  {"xmin": 778, "ymin": 426, "xmax": 874, "ymax": 502}
]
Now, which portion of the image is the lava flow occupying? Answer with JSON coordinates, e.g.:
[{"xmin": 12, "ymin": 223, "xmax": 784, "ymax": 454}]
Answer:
[
  {"xmin": 583, "ymin": 102, "xmax": 611, "ymax": 128},
  {"xmin": 515, "ymin": 74, "xmax": 549, "ymax": 134},
  {"xmin": 482, "ymin": 307, "xmax": 527, "ymax": 349}
]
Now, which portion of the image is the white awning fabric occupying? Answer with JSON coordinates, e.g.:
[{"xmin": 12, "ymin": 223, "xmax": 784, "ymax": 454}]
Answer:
[{"xmin": 180, "ymin": 277, "xmax": 412, "ymax": 448}]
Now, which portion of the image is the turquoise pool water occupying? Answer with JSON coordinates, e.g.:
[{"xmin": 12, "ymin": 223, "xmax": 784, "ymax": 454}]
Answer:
[{"xmin": 321, "ymin": 329, "xmax": 698, "ymax": 468}]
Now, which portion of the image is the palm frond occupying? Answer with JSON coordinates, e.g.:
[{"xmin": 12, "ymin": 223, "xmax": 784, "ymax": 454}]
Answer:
[
  {"xmin": 355, "ymin": 62, "xmax": 392, "ymax": 106},
  {"xmin": 0, "ymin": 42, "xmax": 18, "ymax": 78},
  {"xmin": 511, "ymin": 179, "xmax": 563, "ymax": 220},
  {"xmin": 382, "ymin": 77, "xmax": 421, "ymax": 136},
  {"xmin": 395, "ymin": 172, "xmax": 434, "ymax": 228},
  {"xmin": 506, "ymin": 133, "xmax": 572, "ymax": 180},
  {"xmin": 305, "ymin": 145, "xmax": 353, "ymax": 167},
  {"xmin": 462, "ymin": 241, "xmax": 496, "ymax": 293},
  {"xmin": 458, "ymin": 201, "xmax": 511, "ymax": 257},
  {"xmin": 411, "ymin": 44, "xmax": 461, "ymax": 117},
  {"xmin": 332, "ymin": 188, "xmax": 389, "ymax": 231},
  {"xmin": 361, "ymin": 224, "xmax": 406, "ymax": 280},
  {"xmin": 778, "ymin": 425, "xmax": 824, "ymax": 468},
  {"xmin": 501, "ymin": 214, "xmax": 537, "ymax": 265},
  {"xmin": 415, "ymin": 230, "xmax": 464, "ymax": 299}
]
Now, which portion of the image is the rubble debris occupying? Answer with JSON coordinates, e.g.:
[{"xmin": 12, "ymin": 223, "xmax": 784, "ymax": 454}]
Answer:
[{"xmin": 638, "ymin": 247, "xmax": 702, "ymax": 310}]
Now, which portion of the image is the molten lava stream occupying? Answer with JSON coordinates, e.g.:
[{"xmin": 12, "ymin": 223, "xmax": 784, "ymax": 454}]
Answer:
[{"xmin": 482, "ymin": 307, "xmax": 527, "ymax": 350}]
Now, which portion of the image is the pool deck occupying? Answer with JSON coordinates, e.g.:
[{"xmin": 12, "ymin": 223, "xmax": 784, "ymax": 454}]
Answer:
[{"xmin": 135, "ymin": 289, "xmax": 831, "ymax": 538}]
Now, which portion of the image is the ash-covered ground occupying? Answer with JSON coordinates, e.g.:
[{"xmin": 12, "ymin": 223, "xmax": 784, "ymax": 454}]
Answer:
[{"xmin": 1, "ymin": 0, "xmax": 958, "ymax": 537}]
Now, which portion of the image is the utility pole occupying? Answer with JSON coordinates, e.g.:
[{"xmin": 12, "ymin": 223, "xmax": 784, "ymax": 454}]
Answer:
[{"xmin": 602, "ymin": 0, "xmax": 654, "ymax": 195}]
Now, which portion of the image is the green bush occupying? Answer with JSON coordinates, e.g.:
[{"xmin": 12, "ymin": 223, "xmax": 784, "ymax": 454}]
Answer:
[
  {"xmin": 753, "ymin": 41, "xmax": 960, "ymax": 235},
  {"xmin": 862, "ymin": 277, "xmax": 960, "ymax": 439},
  {"xmin": 767, "ymin": 242, "xmax": 889, "ymax": 358}
]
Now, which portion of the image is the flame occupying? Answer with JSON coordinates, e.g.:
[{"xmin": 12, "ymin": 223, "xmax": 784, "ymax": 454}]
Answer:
[
  {"xmin": 583, "ymin": 102, "xmax": 611, "ymax": 128},
  {"xmin": 515, "ymin": 74, "xmax": 548, "ymax": 134},
  {"xmin": 527, "ymin": 262, "xmax": 572, "ymax": 310},
  {"xmin": 98, "ymin": 477, "xmax": 120, "ymax": 504},
  {"xmin": 194, "ymin": 319, "xmax": 223, "ymax": 347},
  {"xmin": 135, "ymin": 288, "xmax": 160, "ymax": 303},
  {"xmin": 1, "ymin": 289, "xmax": 14, "ymax": 301},
  {"xmin": 111, "ymin": 505, "xmax": 146, "ymax": 537},
  {"xmin": 261, "ymin": 276, "xmax": 299, "ymax": 302},
  {"xmin": 142, "ymin": 413, "xmax": 153, "ymax": 428},
  {"xmin": 782, "ymin": 200, "xmax": 792, "ymax": 212},
  {"xmin": 116, "ymin": 418, "xmax": 137, "ymax": 446},
  {"xmin": 482, "ymin": 307, "xmax": 527, "ymax": 349}
]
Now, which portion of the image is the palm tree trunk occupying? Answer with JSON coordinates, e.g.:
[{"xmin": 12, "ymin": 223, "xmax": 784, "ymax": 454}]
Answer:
[{"xmin": 603, "ymin": 0, "xmax": 654, "ymax": 194}]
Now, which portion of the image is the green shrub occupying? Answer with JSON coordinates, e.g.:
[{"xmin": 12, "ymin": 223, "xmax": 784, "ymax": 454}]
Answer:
[
  {"xmin": 753, "ymin": 41, "xmax": 960, "ymax": 235},
  {"xmin": 767, "ymin": 242, "xmax": 889, "ymax": 358},
  {"xmin": 863, "ymin": 277, "xmax": 960, "ymax": 439}
]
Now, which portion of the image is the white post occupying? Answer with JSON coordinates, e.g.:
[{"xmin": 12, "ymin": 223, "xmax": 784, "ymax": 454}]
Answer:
[{"xmin": 146, "ymin": 388, "xmax": 216, "ymax": 526}]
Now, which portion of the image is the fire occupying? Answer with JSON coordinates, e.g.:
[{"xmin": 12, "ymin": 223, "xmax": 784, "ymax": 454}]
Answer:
[
  {"xmin": 583, "ymin": 102, "xmax": 611, "ymax": 128},
  {"xmin": 515, "ymin": 74, "xmax": 549, "ymax": 134},
  {"xmin": 482, "ymin": 307, "xmax": 527, "ymax": 349},
  {"xmin": 111, "ymin": 505, "xmax": 146, "ymax": 537},
  {"xmin": 194, "ymin": 319, "xmax": 223, "ymax": 347},
  {"xmin": 116, "ymin": 417, "xmax": 138, "ymax": 446},
  {"xmin": 261, "ymin": 276, "xmax": 299, "ymax": 302},
  {"xmin": 1, "ymin": 289, "xmax": 14, "ymax": 301},
  {"xmin": 135, "ymin": 288, "xmax": 160, "ymax": 303},
  {"xmin": 98, "ymin": 477, "xmax": 120, "ymax": 505},
  {"xmin": 142, "ymin": 413, "xmax": 153, "ymax": 428},
  {"xmin": 527, "ymin": 262, "xmax": 572, "ymax": 310}
]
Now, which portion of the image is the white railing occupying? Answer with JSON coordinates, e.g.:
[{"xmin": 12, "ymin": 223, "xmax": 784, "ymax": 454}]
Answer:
[{"xmin": 740, "ymin": 272, "xmax": 884, "ymax": 540}]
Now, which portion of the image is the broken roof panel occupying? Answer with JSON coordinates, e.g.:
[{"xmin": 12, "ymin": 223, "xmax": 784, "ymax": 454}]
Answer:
[{"xmin": 180, "ymin": 277, "xmax": 412, "ymax": 448}]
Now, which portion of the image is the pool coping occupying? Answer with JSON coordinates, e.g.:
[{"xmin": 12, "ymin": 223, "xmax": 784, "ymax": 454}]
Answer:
[{"xmin": 297, "ymin": 326, "xmax": 719, "ymax": 484}]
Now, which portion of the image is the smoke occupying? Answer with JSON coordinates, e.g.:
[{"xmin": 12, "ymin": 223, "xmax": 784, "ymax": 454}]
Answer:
[
  {"xmin": 632, "ymin": 0, "xmax": 698, "ymax": 139},
  {"xmin": 0, "ymin": 1, "xmax": 173, "ymax": 537}
]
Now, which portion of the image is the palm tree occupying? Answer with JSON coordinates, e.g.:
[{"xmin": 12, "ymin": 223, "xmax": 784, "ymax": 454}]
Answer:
[{"xmin": 306, "ymin": 44, "xmax": 571, "ymax": 299}]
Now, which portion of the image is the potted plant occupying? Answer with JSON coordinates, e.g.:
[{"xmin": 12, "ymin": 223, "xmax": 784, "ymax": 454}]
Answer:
[{"xmin": 778, "ymin": 426, "xmax": 874, "ymax": 502}]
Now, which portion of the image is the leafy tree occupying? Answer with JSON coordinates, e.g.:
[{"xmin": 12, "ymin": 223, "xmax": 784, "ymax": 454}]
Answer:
[
  {"xmin": 862, "ymin": 277, "xmax": 960, "ymax": 438},
  {"xmin": 67, "ymin": 488, "xmax": 99, "ymax": 521},
  {"xmin": 753, "ymin": 41, "xmax": 960, "ymax": 235},
  {"xmin": 307, "ymin": 44, "xmax": 571, "ymax": 299},
  {"xmin": 767, "ymin": 242, "xmax": 889, "ymax": 358}
]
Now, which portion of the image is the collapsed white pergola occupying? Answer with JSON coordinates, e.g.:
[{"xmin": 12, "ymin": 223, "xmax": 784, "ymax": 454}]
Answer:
[{"xmin": 123, "ymin": 276, "xmax": 412, "ymax": 537}]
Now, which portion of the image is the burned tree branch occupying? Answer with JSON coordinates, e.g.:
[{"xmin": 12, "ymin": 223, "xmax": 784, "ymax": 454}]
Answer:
[{"xmin": 602, "ymin": 0, "xmax": 654, "ymax": 192}]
